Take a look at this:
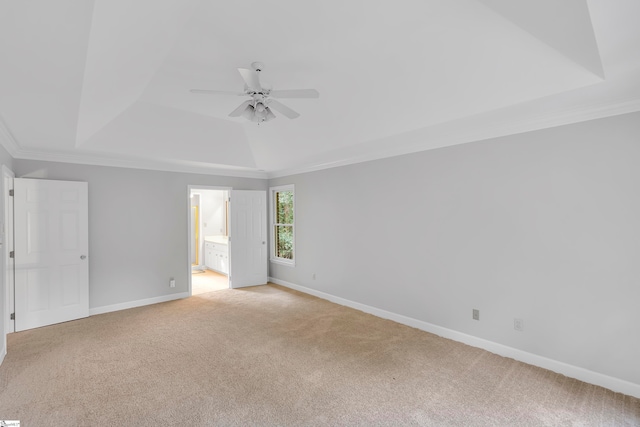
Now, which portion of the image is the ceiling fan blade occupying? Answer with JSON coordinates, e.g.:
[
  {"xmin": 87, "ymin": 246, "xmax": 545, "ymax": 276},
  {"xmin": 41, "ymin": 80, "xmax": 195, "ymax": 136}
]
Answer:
[
  {"xmin": 238, "ymin": 68, "xmax": 262, "ymax": 91},
  {"xmin": 268, "ymin": 99, "xmax": 300, "ymax": 119},
  {"xmin": 270, "ymin": 89, "xmax": 319, "ymax": 99},
  {"xmin": 229, "ymin": 100, "xmax": 252, "ymax": 117},
  {"xmin": 190, "ymin": 89, "xmax": 245, "ymax": 96},
  {"xmin": 241, "ymin": 104, "xmax": 255, "ymax": 121}
]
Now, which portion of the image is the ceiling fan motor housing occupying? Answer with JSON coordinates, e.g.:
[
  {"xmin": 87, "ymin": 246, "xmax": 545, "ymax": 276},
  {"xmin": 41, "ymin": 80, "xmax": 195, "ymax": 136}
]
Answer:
[
  {"xmin": 251, "ymin": 61, "xmax": 265, "ymax": 72},
  {"xmin": 190, "ymin": 62, "xmax": 318, "ymax": 122}
]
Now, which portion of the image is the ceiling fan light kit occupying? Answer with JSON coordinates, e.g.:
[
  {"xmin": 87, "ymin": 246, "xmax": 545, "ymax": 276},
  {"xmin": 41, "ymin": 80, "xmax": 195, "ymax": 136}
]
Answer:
[{"xmin": 191, "ymin": 62, "xmax": 319, "ymax": 123}]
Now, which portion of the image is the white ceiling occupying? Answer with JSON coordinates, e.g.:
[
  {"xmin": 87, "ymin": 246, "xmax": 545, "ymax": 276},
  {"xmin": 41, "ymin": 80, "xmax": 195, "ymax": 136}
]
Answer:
[{"xmin": 1, "ymin": 0, "xmax": 639, "ymax": 178}]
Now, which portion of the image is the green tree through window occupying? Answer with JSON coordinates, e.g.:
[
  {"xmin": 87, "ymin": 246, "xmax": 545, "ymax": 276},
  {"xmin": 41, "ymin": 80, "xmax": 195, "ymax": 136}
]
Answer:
[{"xmin": 272, "ymin": 186, "xmax": 294, "ymax": 262}]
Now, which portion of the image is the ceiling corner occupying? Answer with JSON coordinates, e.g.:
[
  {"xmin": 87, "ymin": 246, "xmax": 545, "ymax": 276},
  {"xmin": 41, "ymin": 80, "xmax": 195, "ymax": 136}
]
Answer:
[{"xmin": 477, "ymin": 0, "xmax": 604, "ymax": 79}]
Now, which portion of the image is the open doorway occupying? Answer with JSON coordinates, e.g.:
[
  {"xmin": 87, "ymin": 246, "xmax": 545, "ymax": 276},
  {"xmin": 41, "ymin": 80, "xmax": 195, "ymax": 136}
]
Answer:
[{"xmin": 189, "ymin": 186, "xmax": 230, "ymax": 295}]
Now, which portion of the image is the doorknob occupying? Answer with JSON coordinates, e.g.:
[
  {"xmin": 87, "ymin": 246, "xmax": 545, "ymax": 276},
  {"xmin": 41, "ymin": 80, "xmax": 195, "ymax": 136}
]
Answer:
[{"xmin": 80, "ymin": 255, "xmax": 87, "ymax": 260}]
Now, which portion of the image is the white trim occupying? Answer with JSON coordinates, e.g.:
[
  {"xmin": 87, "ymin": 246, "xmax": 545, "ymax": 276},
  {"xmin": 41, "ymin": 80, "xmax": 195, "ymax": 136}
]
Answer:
[
  {"xmin": 267, "ymin": 97, "xmax": 640, "ymax": 179},
  {"xmin": 2, "ymin": 165, "xmax": 14, "ymax": 339},
  {"xmin": 269, "ymin": 277, "xmax": 640, "ymax": 399},
  {"xmin": 89, "ymin": 292, "xmax": 189, "ymax": 316},
  {"xmin": 269, "ymin": 184, "xmax": 295, "ymax": 266},
  {"xmin": 0, "ymin": 116, "xmax": 20, "ymax": 156},
  {"xmin": 9, "ymin": 147, "xmax": 268, "ymax": 179},
  {"xmin": 3, "ymin": 97, "xmax": 639, "ymax": 181},
  {"xmin": 270, "ymin": 257, "xmax": 296, "ymax": 267}
]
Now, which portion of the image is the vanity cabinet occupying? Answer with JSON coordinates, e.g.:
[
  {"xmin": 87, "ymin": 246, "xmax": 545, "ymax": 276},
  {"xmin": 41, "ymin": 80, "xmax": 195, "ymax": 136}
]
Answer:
[
  {"xmin": 205, "ymin": 241, "xmax": 229, "ymax": 275},
  {"xmin": 204, "ymin": 243, "xmax": 215, "ymax": 270}
]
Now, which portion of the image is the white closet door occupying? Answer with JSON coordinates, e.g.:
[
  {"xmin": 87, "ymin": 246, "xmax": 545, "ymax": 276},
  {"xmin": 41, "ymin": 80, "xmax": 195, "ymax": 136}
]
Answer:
[
  {"xmin": 229, "ymin": 190, "xmax": 267, "ymax": 288},
  {"xmin": 14, "ymin": 178, "xmax": 89, "ymax": 331}
]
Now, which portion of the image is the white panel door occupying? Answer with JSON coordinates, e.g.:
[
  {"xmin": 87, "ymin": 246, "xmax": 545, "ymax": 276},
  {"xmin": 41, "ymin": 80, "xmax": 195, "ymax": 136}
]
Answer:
[
  {"xmin": 14, "ymin": 179, "xmax": 89, "ymax": 331},
  {"xmin": 229, "ymin": 190, "xmax": 267, "ymax": 288}
]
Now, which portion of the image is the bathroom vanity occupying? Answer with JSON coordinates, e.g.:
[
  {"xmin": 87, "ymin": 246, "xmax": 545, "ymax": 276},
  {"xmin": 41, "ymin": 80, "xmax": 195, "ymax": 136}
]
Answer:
[{"xmin": 204, "ymin": 236, "xmax": 229, "ymax": 275}]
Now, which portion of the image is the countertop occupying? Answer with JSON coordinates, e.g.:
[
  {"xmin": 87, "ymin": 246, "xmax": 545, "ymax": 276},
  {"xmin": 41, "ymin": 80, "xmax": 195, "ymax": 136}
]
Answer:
[{"xmin": 204, "ymin": 235, "xmax": 228, "ymax": 245}]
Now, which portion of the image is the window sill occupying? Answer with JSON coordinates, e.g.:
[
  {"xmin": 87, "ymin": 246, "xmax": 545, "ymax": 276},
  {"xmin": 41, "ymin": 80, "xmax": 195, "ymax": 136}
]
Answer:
[{"xmin": 270, "ymin": 258, "xmax": 295, "ymax": 267}]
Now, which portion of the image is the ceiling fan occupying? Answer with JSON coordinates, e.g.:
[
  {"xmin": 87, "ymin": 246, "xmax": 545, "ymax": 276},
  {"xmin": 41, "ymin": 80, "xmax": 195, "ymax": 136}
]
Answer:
[{"xmin": 190, "ymin": 62, "xmax": 319, "ymax": 123}]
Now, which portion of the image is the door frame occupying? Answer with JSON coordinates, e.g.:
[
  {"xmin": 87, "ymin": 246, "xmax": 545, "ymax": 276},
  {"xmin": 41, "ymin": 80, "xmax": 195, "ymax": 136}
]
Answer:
[
  {"xmin": 2, "ymin": 165, "xmax": 14, "ymax": 335},
  {"xmin": 187, "ymin": 185, "xmax": 231, "ymax": 296}
]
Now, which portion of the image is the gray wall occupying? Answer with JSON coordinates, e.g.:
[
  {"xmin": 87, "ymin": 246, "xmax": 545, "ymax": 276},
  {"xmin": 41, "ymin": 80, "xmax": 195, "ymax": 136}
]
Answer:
[
  {"xmin": 269, "ymin": 112, "xmax": 640, "ymax": 386},
  {"xmin": 13, "ymin": 161, "xmax": 266, "ymax": 309}
]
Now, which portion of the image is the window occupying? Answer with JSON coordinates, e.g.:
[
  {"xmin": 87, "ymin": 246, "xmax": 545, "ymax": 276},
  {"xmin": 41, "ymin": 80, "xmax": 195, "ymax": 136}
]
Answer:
[{"xmin": 270, "ymin": 185, "xmax": 295, "ymax": 265}]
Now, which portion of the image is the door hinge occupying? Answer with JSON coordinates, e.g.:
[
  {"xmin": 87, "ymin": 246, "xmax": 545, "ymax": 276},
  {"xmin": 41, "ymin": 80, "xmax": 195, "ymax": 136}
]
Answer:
[
  {"xmin": 10, "ymin": 313, "xmax": 14, "ymax": 320},
  {"xmin": 9, "ymin": 250, "xmax": 14, "ymax": 258},
  {"xmin": 9, "ymin": 189, "xmax": 14, "ymax": 196}
]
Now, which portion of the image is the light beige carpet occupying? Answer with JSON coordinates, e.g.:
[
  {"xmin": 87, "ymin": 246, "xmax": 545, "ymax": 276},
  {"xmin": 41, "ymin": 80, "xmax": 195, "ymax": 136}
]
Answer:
[{"xmin": 0, "ymin": 284, "xmax": 638, "ymax": 426}]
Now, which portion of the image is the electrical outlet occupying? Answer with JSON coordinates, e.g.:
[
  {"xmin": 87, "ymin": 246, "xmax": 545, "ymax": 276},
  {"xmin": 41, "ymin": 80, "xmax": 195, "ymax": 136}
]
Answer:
[
  {"xmin": 472, "ymin": 309, "xmax": 480, "ymax": 321},
  {"xmin": 514, "ymin": 318, "xmax": 524, "ymax": 331},
  {"xmin": 170, "ymin": 278, "xmax": 176, "ymax": 288},
  {"xmin": 312, "ymin": 273, "xmax": 316, "ymax": 280}
]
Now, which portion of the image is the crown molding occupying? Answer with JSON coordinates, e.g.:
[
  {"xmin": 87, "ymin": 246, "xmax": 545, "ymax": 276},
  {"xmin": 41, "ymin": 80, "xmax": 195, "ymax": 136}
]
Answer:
[
  {"xmin": 11, "ymin": 148, "xmax": 268, "ymax": 179},
  {"xmin": 1, "ymin": 110, "xmax": 267, "ymax": 179},
  {"xmin": 0, "ymin": 115, "xmax": 20, "ymax": 157},
  {"xmin": 267, "ymin": 96, "xmax": 640, "ymax": 179},
  {"xmin": 4, "ymin": 96, "xmax": 640, "ymax": 182}
]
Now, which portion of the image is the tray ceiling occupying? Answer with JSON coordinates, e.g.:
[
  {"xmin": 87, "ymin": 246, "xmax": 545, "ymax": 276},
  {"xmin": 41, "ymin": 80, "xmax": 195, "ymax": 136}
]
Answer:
[{"xmin": 1, "ymin": 0, "xmax": 639, "ymax": 178}]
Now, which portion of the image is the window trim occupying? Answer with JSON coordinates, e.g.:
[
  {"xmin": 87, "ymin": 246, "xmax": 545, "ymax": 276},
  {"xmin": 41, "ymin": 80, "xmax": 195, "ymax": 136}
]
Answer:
[{"xmin": 269, "ymin": 184, "xmax": 295, "ymax": 266}]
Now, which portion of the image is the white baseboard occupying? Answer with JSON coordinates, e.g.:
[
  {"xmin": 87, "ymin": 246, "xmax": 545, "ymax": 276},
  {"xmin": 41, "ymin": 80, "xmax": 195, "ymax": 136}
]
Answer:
[
  {"xmin": 0, "ymin": 346, "xmax": 5, "ymax": 366},
  {"xmin": 269, "ymin": 277, "xmax": 640, "ymax": 399},
  {"xmin": 89, "ymin": 292, "xmax": 190, "ymax": 316}
]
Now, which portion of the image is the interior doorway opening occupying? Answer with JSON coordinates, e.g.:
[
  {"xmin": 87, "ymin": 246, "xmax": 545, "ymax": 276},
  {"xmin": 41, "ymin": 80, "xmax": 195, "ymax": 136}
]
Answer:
[{"xmin": 189, "ymin": 186, "xmax": 230, "ymax": 295}]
